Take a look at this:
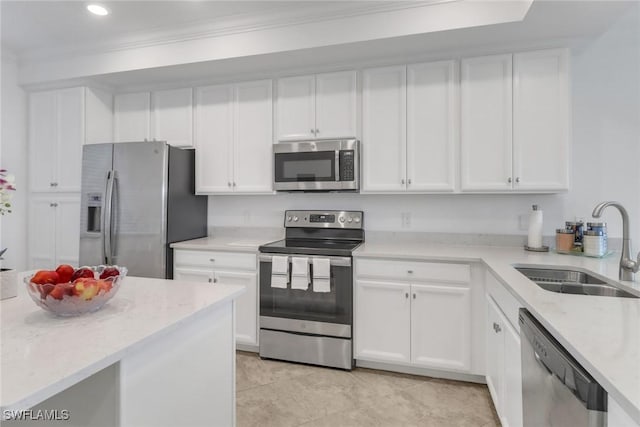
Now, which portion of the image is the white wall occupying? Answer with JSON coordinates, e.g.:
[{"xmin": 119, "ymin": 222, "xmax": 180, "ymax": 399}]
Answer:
[
  {"xmin": 0, "ymin": 48, "xmax": 28, "ymax": 270},
  {"xmin": 209, "ymin": 4, "xmax": 640, "ymax": 245}
]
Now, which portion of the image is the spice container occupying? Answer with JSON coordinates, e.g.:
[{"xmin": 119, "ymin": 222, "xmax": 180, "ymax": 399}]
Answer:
[
  {"xmin": 587, "ymin": 222, "xmax": 608, "ymax": 253},
  {"xmin": 565, "ymin": 221, "xmax": 584, "ymax": 250},
  {"xmin": 556, "ymin": 229, "xmax": 575, "ymax": 252},
  {"xmin": 584, "ymin": 230, "xmax": 607, "ymax": 257}
]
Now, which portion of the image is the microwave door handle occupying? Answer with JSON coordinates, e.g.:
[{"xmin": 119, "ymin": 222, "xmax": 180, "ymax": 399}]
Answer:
[{"xmin": 335, "ymin": 150, "xmax": 340, "ymax": 182}]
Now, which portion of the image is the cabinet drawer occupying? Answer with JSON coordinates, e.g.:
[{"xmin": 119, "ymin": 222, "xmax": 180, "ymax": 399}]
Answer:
[
  {"xmin": 174, "ymin": 250, "xmax": 256, "ymax": 271},
  {"xmin": 356, "ymin": 258, "xmax": 470, "ymax": 283},
  {"xmin": 486, "ymin": 270, "xmax": 522, "ymax": 332}
]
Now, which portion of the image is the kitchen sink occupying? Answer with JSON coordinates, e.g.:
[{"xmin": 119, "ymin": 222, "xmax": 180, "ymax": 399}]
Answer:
[{"xmin": 515, "ymin": 267, "xmax": 640, "ymax": 299}]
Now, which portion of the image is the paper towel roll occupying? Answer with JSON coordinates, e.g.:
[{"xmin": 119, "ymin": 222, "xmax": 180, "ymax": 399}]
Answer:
[{"xmin": 528, "ymin": 205, "xmax": 543, "ymax": 248}]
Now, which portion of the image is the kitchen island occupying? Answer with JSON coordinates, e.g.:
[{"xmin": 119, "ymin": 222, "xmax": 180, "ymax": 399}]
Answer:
[{"xmin": 1, "ymin": 275, "xmax": 244, "ymax": 426}]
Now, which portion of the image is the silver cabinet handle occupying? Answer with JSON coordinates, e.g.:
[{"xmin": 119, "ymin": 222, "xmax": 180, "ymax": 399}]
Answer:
[
  {"xmin": 401, "ymin": 179, "xmax": 405, "ymax": 185},
  {"xmin": 515, "ymin": 177, "xmax": 520, "ymax": 183},
  {"xmin": 405, "ymin": 292, "xmax": 409, "ymax": 299},
  {"xmin": 213, "ymin": 277, "xmax": 218, "ymax": 283},
  {"xmin": 413, "ymin": 293, "xmax": 416, "ymax": 299},
  {"xmin": 311, "ymin": 129, "xmax": 315, "ymax": 135},
  {"xmin": 209, "ymin": 258, "xmax": 215, "ymax": 262},
  {"xmin": 208, "ymin": 278, "xmax": 212, "ymax": 283},
  {"xmin": 507, "ymin": 177, "xmax": 512, "ymax": 183},
  {"xmin": 233, "ymin": 182, "xmax": 236, "ymax": 187},
  {"xmin": 407, "ymin": 270, "xmax": 413, "ymax": 274},
  {"xmin": 493, "ymin": 322, "xmax": 501, "ymax": 333},
  {"xmin": 49, "ymin": 202, "xmax": 58, "ymax": 207},
  {"xmin": 316, "ymin": 129, "xmax": 320, "ymax": 135},
  {"xmin": 227, "ymin": 182, "xmax": 231, "ymax": 187},
  {"xmin": 407, "ymin": 179, "xmax": 412, "ymax": 185}
]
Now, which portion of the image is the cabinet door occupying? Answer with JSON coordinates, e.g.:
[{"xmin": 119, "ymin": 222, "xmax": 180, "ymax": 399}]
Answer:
[
  {"xmin": 276, "ymin": 75, "xmax": 316, "ymax": 141},
  {"xmin": 85, "ymin": 87, "xmax": 113, "ymax": 145},
  {"xmin": 362, "ymin": 66, "xmax": 407, "ymax": 192},
  {"xmin": 407, "ymin": 61, "xmax": 457, "ymax": 192},
  {"xmin": 114, "ymin": 92, "xmax": 150, "ymax": 143},
  {"xmin": 55, "ymin": 197, "xmax": 81, "ymax": 266},
  {"xmin": 411, "ymin": 283, "xmax": 471, "ymax": 371},
  {"xmin": 503, "ymin": 319, "xmax": 523, "ymax": 427},
  {"xmin": 56, "ymin": 87, "xmax": 84, "ymax": 192},
  {"xmin": 486, "ymin": 295, "xmax": 505, "ymax": 418},
  {"xmin": 28, "ymin": 198, "xmax": 57, "ymax": 269},
  {"xmin": 461, "ymin": 55, "xmax": 513, "ymax": 191},
  {"xmin": 315, "ymin": 71, "xmax": 357, "ymax": 139},
  {"xmin": 513, "ymin": 49, "xmax": 570, "ymax": 191},
  {"xmin": 355, "ymin": 279, "xmax": 411, "ymax": 363},
  {"xmin": 214, "ymin": 270, "xmax": 258, "ymax": 346},
  {"xmin": 233, "ymin": 80, "xmax": 273, "ymax": 193},
  {"xmin": 194, "ymin": 85, "xmax": 233, "ymax": 193},
  {"xmin": 29, "ymin": 91, "xmax": 57, "ymax": 192},
  {"xmin": 174, "ymin": 268, "xmax": 213, "ymax": 283},
  {"xmin": 152, "ymin": 88, "xmax": 193, "ymax": 147}
]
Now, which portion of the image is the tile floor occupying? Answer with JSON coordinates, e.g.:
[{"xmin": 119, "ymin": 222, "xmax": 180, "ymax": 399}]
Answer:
[{"xmin": 236, "ymin": 351, "xmax": 500, "ymax": 427}]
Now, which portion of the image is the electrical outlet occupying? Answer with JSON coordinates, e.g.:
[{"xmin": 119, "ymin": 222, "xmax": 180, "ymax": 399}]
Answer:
[
  {"xmin": 401, "ymin": 212, "xmax": 412, "ymax": 228},
  {"xmin": 519, "ymin": 214, "xmax": 529, "ymax": 231}
]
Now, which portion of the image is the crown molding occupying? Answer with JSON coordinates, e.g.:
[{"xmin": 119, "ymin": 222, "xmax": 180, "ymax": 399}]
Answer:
[{"xmin": 18, "ymin": 1, "xmax": 455, "ymax": 63}]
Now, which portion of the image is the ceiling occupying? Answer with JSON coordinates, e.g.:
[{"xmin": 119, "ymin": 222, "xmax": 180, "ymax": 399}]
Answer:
[{"xmin": 0, "ymin": 1, "xmax": 414, "ymax": 57}]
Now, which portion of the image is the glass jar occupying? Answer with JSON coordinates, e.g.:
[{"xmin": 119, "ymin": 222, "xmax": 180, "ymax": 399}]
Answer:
[
  {"xmin": 556, "ymin": 229, "xmax": 575, "ymax": 252},
  {"xmin": 584, "ymin": 230, "xmax": 607, "ymax": 257}
]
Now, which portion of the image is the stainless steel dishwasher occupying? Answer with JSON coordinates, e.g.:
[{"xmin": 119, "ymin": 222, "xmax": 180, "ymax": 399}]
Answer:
[{"xmin": 519, "ymin": 309, "xmax": 607, "ymax": 426}]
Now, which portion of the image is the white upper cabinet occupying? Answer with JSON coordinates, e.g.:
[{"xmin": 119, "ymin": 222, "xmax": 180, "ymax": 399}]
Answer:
[
  {"xmin": 114, "ymin": 92, "xmax": 151, "ymax": 143},
  {"xmin": 513, "ymin": 49, "xmax": 570, "ymax": 191},
  {"xmin": 362, "ymin": 65, "xmax": 407, "ymax": 192},
  {"xmin": 314, "ymin": 71, "xmax": 357, "ymax": 139},
  {"xmin": 461, "ymin": 49, "xmax": 570, "ymax": 192},
  {"xmin": 276, "ymin": 71, "xmax": 356, "ymax": 141},
  {"xmin": 461, "ymin": 54, "xmax": 513, "ymax": 191},
  {"xmin": 407, "ymin": 60, "xmax": 457, "ymax": 192},
  {"xmin": 277, "ymin": 75, "xmax": 316, "ymax": 141},
  {"xmin": 152, "ymin": 88, "xmax": 194, "ymax": 148},
  {"xmin": 233, "ymin": 80, "xmax": 273, "ymax": 193},
  {"xmin": 195, "ymin": 80, "xmax": 273, "ymax": 194},
  {"xmin": 29, "ymin": 87, "xmax": 109, "ymax": 192},
  {"xmin": 195, "ymin": 85, "xmax": 234, "ymax": 193}
]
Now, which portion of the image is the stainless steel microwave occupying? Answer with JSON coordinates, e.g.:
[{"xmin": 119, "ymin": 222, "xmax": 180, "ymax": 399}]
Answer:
[{"xmin": 273, "ymin": 139, "xmax": 359, "ymax": 191}]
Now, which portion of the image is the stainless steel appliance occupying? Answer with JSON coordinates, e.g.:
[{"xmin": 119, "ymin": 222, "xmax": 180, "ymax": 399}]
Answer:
[
  {"xmin": 519, "ymin": 309, "xmax": 607, "ymax": 426},
  {"xmin": 273, "ymin": 139, "xmax": 359, "ymax": 191},
  {"xmin": 258, "ymin": 210, "xmax": 364, "ymax": 370},
  {"xmin": 79, "ymin": 141, "xmax": 207, "ymax": 278}
]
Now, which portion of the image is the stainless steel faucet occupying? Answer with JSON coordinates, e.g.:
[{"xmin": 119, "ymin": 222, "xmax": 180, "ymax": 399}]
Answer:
[{"xmin": 592, "ymin": 201, "xmax": 640, "ymax": 281}]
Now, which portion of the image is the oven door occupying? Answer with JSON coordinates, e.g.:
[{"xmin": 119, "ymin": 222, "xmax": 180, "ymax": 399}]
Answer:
[{"xmin": 259, "ymin": 254, "xmax": 352, "ymax": 328}]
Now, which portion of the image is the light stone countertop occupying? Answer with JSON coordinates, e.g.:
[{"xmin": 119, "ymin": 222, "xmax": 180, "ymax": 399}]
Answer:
[
  {"xmin": 353, "ymin": 240, "xmax": 640, "ymax": 422},
  {"xmin": 0, "ymin": 276, "xmax": 245, "ymax": 412},
  {"xmin": 170, "ymin": 227, "xmax": 283, "ymax": 253}
]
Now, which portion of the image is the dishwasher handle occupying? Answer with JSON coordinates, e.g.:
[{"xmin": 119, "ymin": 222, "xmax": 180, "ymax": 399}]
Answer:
[{"xmin": 519, "ymin": 309, "xmax": 607, "ymax": 412}]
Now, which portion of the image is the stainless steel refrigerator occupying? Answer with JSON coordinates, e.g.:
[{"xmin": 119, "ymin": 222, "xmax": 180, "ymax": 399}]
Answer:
[{"xmin": 79, "ymin": 141, "xmax": 207, "ymax": 278}]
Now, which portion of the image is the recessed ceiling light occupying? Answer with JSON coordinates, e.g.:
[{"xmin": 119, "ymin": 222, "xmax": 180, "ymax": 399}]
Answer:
[{"xmin": 87, "ymin": 4, "xmax": 109, "ymax": 16}]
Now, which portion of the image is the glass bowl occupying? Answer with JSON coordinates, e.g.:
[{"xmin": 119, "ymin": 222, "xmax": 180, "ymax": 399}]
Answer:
[{"xmin": 24, "ymin": 265, "xmax": 127, "ymax": 317}]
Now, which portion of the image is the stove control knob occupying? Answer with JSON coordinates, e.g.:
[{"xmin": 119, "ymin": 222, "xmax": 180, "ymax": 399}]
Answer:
[
  {"xmin": 287, "ymin": 216, "xmax": 292, "ymax": 222},
  {"xmin": 339, "ymin": 216, "xmax": 345, "ymax": 223},
  {"xmin": 348, "ymin": 217, "xmax": 353, "ymax": 223},
  {"xmin": 354, "ymin": 217, "xmax": 361, "ymax": 224},
  {"xmin": 293, "ymin": 216, "xmax": 299, "ymax": 222}
]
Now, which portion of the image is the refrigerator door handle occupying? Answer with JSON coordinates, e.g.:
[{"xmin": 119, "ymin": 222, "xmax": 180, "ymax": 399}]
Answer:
[{"xmin": 104, "ymin": 170, "xmax": 116, "ymax": 265}]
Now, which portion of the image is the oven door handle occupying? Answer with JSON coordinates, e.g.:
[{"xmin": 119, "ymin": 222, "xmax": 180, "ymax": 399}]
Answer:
[{"xmin": 258, "ymin": 254, "xmax": 351, "ymax": 267}]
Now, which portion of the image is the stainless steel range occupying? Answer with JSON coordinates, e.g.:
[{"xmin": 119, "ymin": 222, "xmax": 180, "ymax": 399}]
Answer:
[{"xmin": 258, "ymin": 210, "xmax": 364, "ymax": 370}]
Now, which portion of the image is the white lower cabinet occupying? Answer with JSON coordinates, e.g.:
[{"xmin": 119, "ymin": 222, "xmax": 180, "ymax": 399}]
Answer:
[
  {"xmin": 173, "ymin": 250, "xmax": 258, "ymax": 347},
  {"xmin": 28, "ymin": 195, "xmax": 80, "ymax": 269},
  {"xmin": 355, "ymin": 259, "xmax": 473, "ymax": 373},
  {"xmin": 485, "ymin": 274, "xmax": 523, "ymax": 427}
]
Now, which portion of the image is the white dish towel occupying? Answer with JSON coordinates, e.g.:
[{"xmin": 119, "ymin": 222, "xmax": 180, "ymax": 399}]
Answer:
[
  {"xmin": 271, "ymin": 255, "xmax": 289, "ymax": 289},
  {"xmin": 312, "ymin": 258, "xmax": 331, "ymax": 293},
  {"xmin": 291, "ymin": 257, "xmax": 310, "ymax": 290}
]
